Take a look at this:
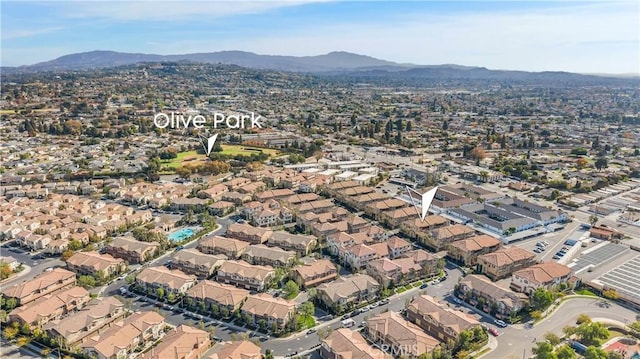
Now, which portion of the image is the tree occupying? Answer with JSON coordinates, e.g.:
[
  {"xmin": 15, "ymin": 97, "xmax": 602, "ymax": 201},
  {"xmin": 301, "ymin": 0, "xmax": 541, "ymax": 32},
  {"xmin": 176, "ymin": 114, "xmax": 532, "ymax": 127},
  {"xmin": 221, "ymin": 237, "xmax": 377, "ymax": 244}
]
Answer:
[
  {"xmin": 16, "ymin": 336, "xmax": 30, "ymax": 347},
  {"xmin": 589, "ymin": 214, "xmax": 599, "ymax": 227},
  {"xmin": 68, "ymin": 239, "xmax": 83, "ymax": 251},
  {"xmin": 125, "ymin": 274, "xmax": 135, "ymax": 284},
  {"xmin": 61, "ymin": 249, "xmax": 75, "ymax": 261},
  {"xmin": 576, "ymin": 314, "xmax": 592, "ymax": 324},
  {"xmin": 0, "ymin": 262, "xmax": 12, "ymax": 280},
  {"xmin": 607, "ymin": 352, "xmax": 623, "ymax": 359},
  {"xmin": 576, "ymin": 158, "xmax": 588, "ymax": 170},
  {"xmin": 532, "ymin": 341, "xmax": 557, "ymax": 359},
  {"xmin": 2, "ymin": 326, "xmax": 18, "ymax": 340},
  {"xmin": 531, "ymin": 288, "xmax": 554, "ymax": 311},
  {"xmin": 77, "ymin": 275, "xmax": 96, "ymax": 288},
  {"xmin": 175, "ymin": 166, "xmax": 192, "ymax": 180},
  {"xmin": 265, "ymin": 349, "xmax": 274, "ymax": 359},
  {"xmin": 628, "ymin": 320, "xmax": 640, "ymax": 339},
  {"xmin": 167, "ymin": 292, "xmax": 176, "ymax": 303},
  {"xmin": 301, "ymin": 301, "xmax": 314, "ymax": 317},
  {"xmin": 594, "ymin": 157, "xmax": 608, "ymax": 171},
  {"xmin": 4, "ymin": 297, "xmax": 17, "ymax": 310},
  {"xmin": 40, "ymin": 347, "xmax": 51, "ymax": 357},
  {"xmin": 544, "ymin": 332, "xmax": 561, "ymax": 346},
  {"xmin": 283, "ymin": 280, "xmax": 299, "ymax": 300},
  {"xmin": 556, "ymin": 345, "xmax": 577, "ymax": 359},
  {"xmin": 584, "ymin": 346, "xmax": 607, "ymax": 359},
  {"xmin": 602, "ymin": 289, "xmax": 619, "ymax": 300},
  {"xmin": 574, "ymin": 321, "xmax": 609, "ymax": 346},
  {"xmin": 156, "ymin": 287, "xmax": 165, "ymax": 300},
  {"xmin": 469, "ymin": 147, "xmax": 487, "ymax": 163}
]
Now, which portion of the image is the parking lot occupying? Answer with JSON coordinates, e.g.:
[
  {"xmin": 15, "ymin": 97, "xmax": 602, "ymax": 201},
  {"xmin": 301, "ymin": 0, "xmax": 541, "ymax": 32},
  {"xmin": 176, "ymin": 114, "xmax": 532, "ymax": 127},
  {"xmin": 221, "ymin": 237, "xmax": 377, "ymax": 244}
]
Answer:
[{"xmin": 595, "ymin": 254, "xmax": 640, "ymax": 305}]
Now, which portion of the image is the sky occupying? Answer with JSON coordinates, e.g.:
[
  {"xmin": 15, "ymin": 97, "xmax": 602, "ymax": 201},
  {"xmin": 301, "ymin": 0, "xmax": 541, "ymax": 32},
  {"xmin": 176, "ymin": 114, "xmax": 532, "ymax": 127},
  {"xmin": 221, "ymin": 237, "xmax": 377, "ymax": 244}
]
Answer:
[{"xmin": 1, "ymin": 0, "xmax": 639, "ymax": 74}]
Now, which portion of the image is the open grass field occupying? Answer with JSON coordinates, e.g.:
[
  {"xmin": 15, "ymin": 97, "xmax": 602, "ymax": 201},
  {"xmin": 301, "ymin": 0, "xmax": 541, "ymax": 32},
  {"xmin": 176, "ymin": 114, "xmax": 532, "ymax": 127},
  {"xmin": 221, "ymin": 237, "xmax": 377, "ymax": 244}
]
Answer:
[
  {"xmin": 0, "ymin": 108, "xmax": 59, "ymax": 115},
  {"xmin": 162, "ymin": 145, "xmax": 279, "ymax": 168}
]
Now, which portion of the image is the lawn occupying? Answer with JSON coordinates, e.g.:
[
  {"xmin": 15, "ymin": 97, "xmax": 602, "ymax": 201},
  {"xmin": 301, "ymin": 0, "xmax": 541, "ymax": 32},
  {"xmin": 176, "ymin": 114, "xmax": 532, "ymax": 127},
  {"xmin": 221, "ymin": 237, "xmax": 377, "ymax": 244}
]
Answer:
[{"xmin": 163, "ymin": 145, "xmax": 279, "ymax": 169}]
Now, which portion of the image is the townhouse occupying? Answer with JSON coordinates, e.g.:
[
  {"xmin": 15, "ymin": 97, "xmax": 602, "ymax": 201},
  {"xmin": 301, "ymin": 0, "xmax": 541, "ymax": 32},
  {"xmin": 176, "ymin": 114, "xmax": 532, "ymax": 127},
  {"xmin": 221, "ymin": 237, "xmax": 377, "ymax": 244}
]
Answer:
[
  {"xmin": 240, "ymin": 293, "xmax": 297, "ymax": 331},
  {"xmin": 141, "ymin": 324, "xmax": 211, "ymax": 359},
  {"xmin": 241, "ymin": 244, "xmax": 297, "ymax": 267},
  {"xmin": 1, "ymin": 267, "xmax": 76, "ymax": 306},
  {"xmin": 447, "ymin": 234, "xmax": 502, "ymax": 266},
  {"xmin": 198, "ymin": 235, "xmax": 250, "ymax": 259},
  {"xmin": 267, "ymin": 231, "xmax": 318, "ymax": 257},
  {"xmin": 9, "ymin": 286, "xmax": 91, "ymax": 327},
  {"xmin": 399, "ymin": 215, "xmax": 450, "ymax": 241},
  {"xmin": 43, "ymin": 296, "xmax": 126, "ymax": 348},
  {"xmin": 209, "ymin": 340, "xmax": 262, "ymax": 359},
  {"xmin": 426, "ymin": 224, "xmax": 476, "ymax": 251},
  {"xmin": 510, "ymin": 262, "xmax": 574, "ymax": 294},
  {"xmin": 185, "ymin": 280, "xmax": 250, "ymax": 315},
  {"xmin": 406, "ymin": 295, "xmax": 480, "ymax": 343},
  {"xmin": 317, "ymin": 274, "xmax": 380, "ymax": 313},
  {"xmin": 81, "ymin": 311, "xmax": 165, "ymax": 359},
  {"xmin": 456, "ymin": 274, "xmax": 529, "ymax": 319},
  {"xmin": 105, "ymin": 236, "xmax": 160, "ymax": 264},
  {"xmin": 292, "ymin": 259, "xmax": 338, "ymax": 288},
  {"xmin": 225, "ymin": 222, "xmax": 273, "ymax": 244},
  {"xmin": 216, "ymin": 260, "xmax": 275, "ymax": 292},
  {"xmin": 135, "ymin": 266, "xmax": 197, "ymax": 295},
  {"xmin": 320, "ymin": 328, "xmax": 392, "ymax": 359},
  {"xmin": 169, "ymin": 248, "xmax": 227, "ymax": 278},
  {"xmin": 477, "ymin": 246, "xmax": 537, "ymax": 281},
  {"xmin": 367, "ymin": 311, "xmax": 440, "ymax": 358},
  {"xmin": 65, "ymin": 251, "xmax": 127, "ymax": 279}
]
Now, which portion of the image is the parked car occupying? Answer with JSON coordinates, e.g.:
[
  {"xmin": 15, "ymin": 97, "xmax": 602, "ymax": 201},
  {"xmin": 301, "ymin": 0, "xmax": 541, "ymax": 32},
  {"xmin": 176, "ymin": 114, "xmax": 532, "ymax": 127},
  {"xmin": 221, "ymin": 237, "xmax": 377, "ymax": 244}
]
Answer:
[
  {"xmin": 306, "ymin": 329, "xmax": 317, "ymax": 335},
  {"xmin": 420, "ymin": 283, "xmax": 429, "ymax": 289},
  {"xmin": 452, "ymin": 297, "xmax": 462, "ymax": 305},
  {"xmin": 494, "ymin": 319, "xmax": 507, "ymax": 328},
  {"xmin": 488, "ymin": 327, "xmax": 500, "ymax": 336}
]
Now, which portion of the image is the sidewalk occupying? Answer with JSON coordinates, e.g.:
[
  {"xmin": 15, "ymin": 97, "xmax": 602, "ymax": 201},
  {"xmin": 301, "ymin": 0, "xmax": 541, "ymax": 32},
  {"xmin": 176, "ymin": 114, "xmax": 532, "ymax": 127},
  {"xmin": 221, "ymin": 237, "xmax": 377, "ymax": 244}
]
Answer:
[{"xmin": 0, "ymin": 264, "xmax": 31, "ymax": 286}]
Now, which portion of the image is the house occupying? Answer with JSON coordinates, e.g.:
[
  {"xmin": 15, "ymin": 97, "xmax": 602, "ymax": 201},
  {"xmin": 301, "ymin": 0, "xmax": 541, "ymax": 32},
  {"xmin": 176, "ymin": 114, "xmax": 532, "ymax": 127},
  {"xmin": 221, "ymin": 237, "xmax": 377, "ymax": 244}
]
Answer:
[
  {"xmin": 81, "ymin": 311, "xmax": 165, "ymax": 359},
  {"xmin": 427, "ymin": 224, "xmax": 476, "ymax": 251},
  {"xmin": 589, "ymin": 225, "xmax": 623, "ymax": 240},
  {"xmin": 406, "ymin": 295, "xmax": 480, "ymax": 343},
  {"xmin": 185, "ymin": 280, "xmax": 250, "ymax": 315},
  {"xmin": 367, "ymin": 311, "xmax": 440, "ymax": 358},
  {"xmin": 141, "ymin": 325, "xmax": 211, "ymax": 359},
  {"xmin": 510, "ymin": 262, "xmax": 574, "ymax": 294},
  {"xmin": 292, "ymin": 259, "xmax": 338, "ymax": 288},
  {"xmin": 208, "ymin": 340, "xmax": 262, "ymax": 359},
  {"xmin": 209, "ymin": 201, "xmax": 235, "ymax": 216},
  {"xmin": 66, "ymin": 251, "xmax": 127, "ymax": 278},
  {"xmin": 477, "ymin": 247, "xmax": 537, "ymax": 281},
  {"xmin": 1, "ymin": 267, "xmax": 76, "ymax": 306},
  {"xmin": 456, "ymin": 274, "xmax": 529, "ymax": 319},
  {"xmin": 105, "ymin": 236, "xmax": 160, "ymax": 264},
  {"xmin": 386, "ymin": 236, "xmax": 413, "ymax": 259},
  {"xmin": 317, "ymin": 274, "xmax": 380, "ymax": 313},
  {"xmin": 43, "ymin": 296, "xmax": 126, "ymax": 348},
  {"xmin": 447, "ymin": 235, "xmax": 502, "ymax": 266},
  {"xmin": 198, "ymin": 184, "xmax": 229, "ymax": 200},
  {"xmin": 216, "ymin": 260, "xmax": 274, "ymax": 292},
  {"xmin": 169, "ymin": 248, "xmax": 227, "ymax": 278},
  {"xmin": 225, "ymin": 222, "xmax": 273, "ymax": 245},
  {"xmin": 267, "ymin": 231, "xmax": 318, "ymax": 256},
  {"xmin": 366, "ymin": 256, "xmax": 427, "ymax": 288},
  {"xmin": 135, "ymin": 266, "xmax": 197, "ymax": 295},
  {"xmin": 320, "ymin": 328, "xmax": 392, "ymax": 359},
  {"xmin": 9, "ymin": 286, "xmax": 91, "ymax": 327},
  {"xmin": 241, "ymin": 244, "xmax": 297, "ymax": 267},
  {"xmin": 198, "ymin": 235, "xmax": 250, "ymax": 259},
  {"xmin": 241, "ymin": 293, "xmax": 297, "ymax": 331},
  {"xmin": 342, "ymin": 243, "xmax": 380, "ymax": 269}
]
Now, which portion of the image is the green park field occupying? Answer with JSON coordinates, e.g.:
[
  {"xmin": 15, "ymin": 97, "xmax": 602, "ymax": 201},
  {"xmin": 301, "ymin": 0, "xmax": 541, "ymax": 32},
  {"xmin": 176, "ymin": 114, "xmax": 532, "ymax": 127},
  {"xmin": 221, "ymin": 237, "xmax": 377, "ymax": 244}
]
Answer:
[{"xmin": 162, "ymin": 145, "xmax": 279, "ymax": 168}]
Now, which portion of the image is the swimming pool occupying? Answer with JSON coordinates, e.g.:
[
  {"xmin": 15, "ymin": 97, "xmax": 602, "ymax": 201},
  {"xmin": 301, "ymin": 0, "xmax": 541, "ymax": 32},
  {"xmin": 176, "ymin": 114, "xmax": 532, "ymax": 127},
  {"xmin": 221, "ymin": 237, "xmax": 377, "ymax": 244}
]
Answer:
[{"xmin": 168, "ymin": 228, "xmax": 195, "ymax": 242}]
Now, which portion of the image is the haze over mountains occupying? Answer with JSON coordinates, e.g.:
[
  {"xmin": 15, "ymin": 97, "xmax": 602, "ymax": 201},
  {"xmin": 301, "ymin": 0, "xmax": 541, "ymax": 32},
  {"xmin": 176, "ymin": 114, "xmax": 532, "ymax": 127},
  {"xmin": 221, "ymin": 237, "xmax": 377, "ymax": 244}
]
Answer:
[{"xmin": 2, "ymin": 50, "xmax": 638, "ymax": 82}]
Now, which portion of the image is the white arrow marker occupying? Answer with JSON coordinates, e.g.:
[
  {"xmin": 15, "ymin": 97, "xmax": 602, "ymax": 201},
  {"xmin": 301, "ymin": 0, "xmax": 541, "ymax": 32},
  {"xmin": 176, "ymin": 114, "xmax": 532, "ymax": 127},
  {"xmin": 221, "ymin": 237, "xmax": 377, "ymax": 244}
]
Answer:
[
  {"xmin": 201, "ymin": 134, "xmax": 218, "ymax": 156},
  {"xmin": 406, "ymin": 186, "xmax": 438, "ymax": 221}
]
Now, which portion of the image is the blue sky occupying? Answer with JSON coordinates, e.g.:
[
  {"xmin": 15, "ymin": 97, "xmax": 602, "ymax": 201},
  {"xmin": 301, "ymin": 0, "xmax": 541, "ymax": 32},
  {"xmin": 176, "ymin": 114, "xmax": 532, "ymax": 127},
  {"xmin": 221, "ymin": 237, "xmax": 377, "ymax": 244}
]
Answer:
[{"xmin": 2, "ymin": 1, "xmax": 639, "ymax": 73}]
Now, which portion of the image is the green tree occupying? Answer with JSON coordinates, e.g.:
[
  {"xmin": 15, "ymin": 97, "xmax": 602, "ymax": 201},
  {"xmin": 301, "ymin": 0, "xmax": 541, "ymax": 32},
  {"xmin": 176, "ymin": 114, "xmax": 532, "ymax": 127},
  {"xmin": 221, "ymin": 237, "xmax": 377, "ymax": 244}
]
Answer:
[
  {"xmin": 125, "ymin": 274, "xmax": 135, "ymax": 284},
  {"xmin": 589, "ymin": 215, "xmax": 599, "ymax": 227},
  {"xmin": 574, "ymin": 321, "xmax": 609, "ymax": 346},
  {"xmin": 301, "ymin": 301, "xmax": 314, "ymax": 317},
  {"xmin": 156, "ymin": 287, "xmax": 165, "ymax": 300},
  {"xmin": 556, "ymin": 345, "xmax": 577, "ymax": 359},
  {"xmin": 167, "ymin": 292, "xmax": 176, "ymax": 303},
  {"xmin": 531, "ymin": 288, "xmax": 554, "ymax": 311},
  {"xmin": 16, "ymin": 336, "xmax": 30, "ymax": 347},
  {"xmin": 67, "ymin": 239, "xmax": 83, "ymax": 251},
  {"xmin": 77, "ymin": 275, "xmax": 96, "ymax": 288},
  {"xmin": 283, "ymin": 280, "xmax": 299, "ymax": 300},
  {"xmin": 594, "ymin": 157, "xmax": 608, "ymax": 171},
  {"xmin": 4, "ymin": 297, "xmax": 17, "ymax": 311},
  {"xmin": 265, "ymin": 349, "xmax": 274, "ymax": 359},
  {"xmin": 576, "ymin": 314, "xmax": 592, "ymax": 325},
  {"xmin": 544, "ymin": 332, "xmax": 561, "ymax": 346},
  {"xmin": 584, "ymin": 346, "xmax": 607, "ymax": 359},
  {"xmin": 607, "ymin": 352, "xmax": 623, "ymax": 359},
  {"xmin": 2, "ymin": 326, "xmax": 19, "ymax": 340},
  {"xmin": 532, "ymin": 341, "xmax": 557, "ymax": 359}
]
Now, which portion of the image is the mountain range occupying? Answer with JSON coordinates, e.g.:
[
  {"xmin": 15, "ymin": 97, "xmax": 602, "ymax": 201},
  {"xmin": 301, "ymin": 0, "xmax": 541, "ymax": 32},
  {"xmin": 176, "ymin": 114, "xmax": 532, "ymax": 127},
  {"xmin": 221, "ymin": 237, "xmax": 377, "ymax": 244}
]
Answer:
[{"xmin": 2, "ymin": 50, "xmax": 638, "ymax": 83}]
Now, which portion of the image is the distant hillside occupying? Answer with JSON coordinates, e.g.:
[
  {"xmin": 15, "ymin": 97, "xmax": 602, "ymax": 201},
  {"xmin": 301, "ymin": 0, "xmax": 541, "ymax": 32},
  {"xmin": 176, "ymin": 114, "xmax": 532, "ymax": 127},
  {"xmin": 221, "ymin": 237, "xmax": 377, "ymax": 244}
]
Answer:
[
  {"xmin": 2, "ymin": 50, "xmax": 405, "ymax": 74},
  {"xmin": 2, "ymin": 50, "xmax": 637, "ymax": 85}
]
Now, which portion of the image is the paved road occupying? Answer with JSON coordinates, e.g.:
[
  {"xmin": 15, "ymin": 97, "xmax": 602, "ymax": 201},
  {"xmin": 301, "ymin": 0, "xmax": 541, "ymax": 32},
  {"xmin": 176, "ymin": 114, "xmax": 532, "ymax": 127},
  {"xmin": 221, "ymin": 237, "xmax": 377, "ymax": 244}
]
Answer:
[{"xmin": 487, "ymin": 297, "xmax": 639, "ymax": 359}]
